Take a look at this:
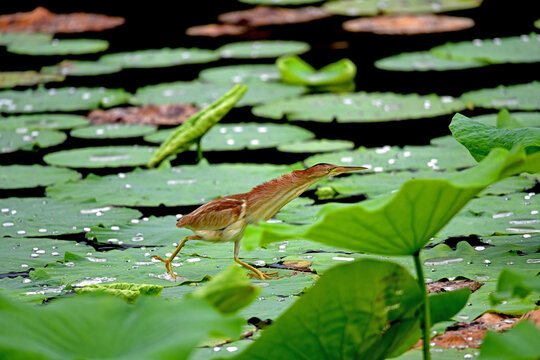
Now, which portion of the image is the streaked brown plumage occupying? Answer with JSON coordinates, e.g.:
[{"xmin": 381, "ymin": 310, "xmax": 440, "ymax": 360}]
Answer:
[{"xmin": 153, "ymin": 163, "xmax": 366, "ymax": 280}]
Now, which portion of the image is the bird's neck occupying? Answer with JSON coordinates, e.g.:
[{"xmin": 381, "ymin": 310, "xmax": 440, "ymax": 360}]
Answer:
[{"xmin": 245, "ymin": 171, "xmax": 321, "ymax": 223}]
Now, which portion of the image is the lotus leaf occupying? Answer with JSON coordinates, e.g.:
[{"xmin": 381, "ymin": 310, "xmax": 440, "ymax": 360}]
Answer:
[
  {"xmin": 239, "ymin": 0, "xmax": 322, "ymax": 4},
  {"xmin": 471, "ymin": 111, "xmax": 540, "ymax": 128},
  {"xmin": 217, "ymin": 40, "xmax": 310, "ymax": 59},
  {"xmin": 0, "ymin": 71, "xmax": 64, "ymax": 88},
  {"xmin": 479, "ymin": 321, "xmax": 540, "ymax": 360},
  {"xmin": 462, "ymin": 82, "xmax": 540, "ymax": 110},
  {"xmin": 0, "ymin": 113, "xmax": 89, "ymax": 130},
  {"xmin": 0, "ymin": 165, "xmax": 80, "ymax": 189},
  {"xmin": 0, "ymin": 32, "xmax": 51, "ymax": 45},
  {"xmin": 0, "ymin": 129, "xmax": 66, "ymax": 153},
  {"xmin": 0, "ymin": 87, "xmax": 130, "ymax": 113},
  {"xmin": 199, "ymin": 64, "xmax": 280, "ymax": 84},
  {"xmin": 43, "ymin": 146, "xmax": 158, "ymax": 168},
  {"xmin": 252, "ymin": 91, "xmax": 465, "ymax": 122},
  {"xmin": 489, "ymin": 269, "xmax": 540, "ymax": 305},
  {"xmin": 323, "ymin": 0, "xmax": 483, "ymax": 16},
  {"xmin": 100, "ymin": 47, "xmax": 219, "ymax": 68},
  {"xmin": 277, "ymin": 55, "xmax": 357, "ymax": 86},
  {"xmin": 41, "ymin": 60, "xmax": 123, "ymax": 76},
  {"xmin": 375, "ymin": 51, "xmax": 486, "ymax": 72},
  {"xmin": 0, "ymin": 197, "xmax": 141, "ymax": 238},
  {"xmin": 7, "ymin": 38, "xmax": 109, "ymax": 55},
  {"xmin": 70, "ymin": 124, "xmax": 156, "ymax": 139},
  {"xmin": 277, "ymin": 138, "xmax": 354, "ymax": 153}
]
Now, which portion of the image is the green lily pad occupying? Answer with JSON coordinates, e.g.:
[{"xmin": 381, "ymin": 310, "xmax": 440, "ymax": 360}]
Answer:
[
  {"xmin": 323, "ymin": 0, "xmax": 482, "ymax": 16},
  {"xmin": 131, "ymin": 81, "xmax": 305, "ymax": 107},
  {"xmin": 41, "ymin": 60, "xmax": 123, "ymax": 76},
  {"xmin": 471, "ymin": 112, "xmax": 540, "ymax": 128},
  {"xmin": 432, "ymin": 34, "xmax": 540, "ymax": 64},
  {"xmin": 199, "ymin": 64, "xmax": 280, "ymax": 84},
  {"xmin": 0, "ymin": 87, "xmax": 130, "ymax": 114},
  {"xmin": 0, "ymin": 197, "xmax": 141, "ymax": 238},
  {"xmin": 375, "ymin": 51, "xmax": 486, "ymax": 72},
  {"xmin": 145, "ymin": 123, "xmax": 314, "ymax": 151},
  {"xmin": 217, "ymin": 40, "xmax": 310, "ymax": 59},
  {"xmin": 99, "ymin": 48, "xmax": 219, "ymax": 68},
  {"xmin": 0, "ymin": 129, "xmax": 66, "ymax": 153},
  {"xmin": 535, "ymin": 18, "xmax": 540, "ymax": 29},
  {"xmin": 252, "ymin": 91, "xmax": 465, "ymax": 122},
  {"xmin": 0, "ymin": 165, "xmax": 80, "ymax": 189},
  {"xmin": 0, "ymin": 114, "xmax": 89, "ymax": 130},
  {"xmin": 277, "ymin": 55, "xmax": 357, "ymax": 86},
  {"xmin": 239, "ymin": 0, "xmax": 322, "ymax": 4},
  {"xmin": 70, "ymin": 124, "xmax": 156, "ymax": 139},
  {"xmin": 46, "ymin": 163, "xmax": 299, "ymax": 207},
  {"xmin": 0, "ymin": 71, "xmax": 65, "ymax": 88},
  {"xmin": 0, "ymin": 32, "xmax": 51, "ymax": 46},
  {"xmin": 7, "ymin": 39, "xmax": 109, "ymax": 55},
  {"xmin": 277, "ymin": 138, "xmax": 355, "ymax": 153},
  {"xmin": 462, "ymin": 82, "xmax": 540, "ymax": 110},
  {"xmin": 489, "ymin": 269, "xmax": 540, "ymax": 305},
  {"xmin": 43, "ymin": 146, "xmax": 158, "ymax": 168}
]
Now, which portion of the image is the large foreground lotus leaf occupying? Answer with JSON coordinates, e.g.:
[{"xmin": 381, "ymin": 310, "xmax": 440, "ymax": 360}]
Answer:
[
  {"xmin": 0, "ymin": 113, "xmax": 89, "ymax": 130},
  {"xmin": 0, "ymin": 32, "xmax": 51, "ymax": 45},
  {"xmin": 472, "ymin": 111, "xmax": 540, "ymax": 128},
  {"xmin": 432, "ymin": 34, "xmax": 540, "ymax": 64},
  {"xmin": 43, "ymin": 146, "xmax": 157, "ymax": 168},
  {"xmin": 199, "ymin": 64, "xmax": 280, "ymax": 84},
  {"xmin": 41, "ymin": 60, "xmax": 123, "ymax": 76},
  {"xmin": 479, "ymin": 321, "xmax": 540, "ymax": 360},
  {"xmin": 46, "ymin": 163, "xmax": 300, "ymax": 207},
  {"xmin": 277, "ymin": 55, "xmax": 357, "ymax": 86},
  {"xmin": 375, "ymin": 51, "xmax": 486, "ymax": 72},
  {"xmin": 0, "ymin": 87, "xmax": 129, "ymax": 113},
  {"xmin": 277, "ymin": 138, "xmax": 354, "ymax": 153},
  {"xmin": 70, "ymin": 124, "xmax": 156, "ymax": 139},
  {"xmin": 0, "ymin": 71, "xmax": 64, "ymax": 88},
  {"xmin": 7, "ymin": 38, "xmax": 109, "ymax": 55},
  {"xmin": 0, "ymin": 197, "xmax": 141, "ymax": 238},
  {"xmin": 450, "ymin": 113, "xmax": 540, "ymax": 161},
  {"xmin": 145, "ymin": 123, "xmax": 314, "ymax": 151},
  {"xmin": 0, "ymin": 165, "xmax": 80, "ymax": 189},
  {"xmin": 236, "ymin": 259, "xmax": 423, "ymax": 360},
  {"xmin": 0, "ymin": 293, "xmax": 242, "ymax": 360},
  {"xmin": 217, "ymin": 40, "xmax": 310, "ymax": 59},
  {"xmin": 323, "ymin": 0, "xmax": 482, "ymax": 16},
  {"xmin": 462, "ymin": 82, "xmax": 540, "ymax": 110},
  {"xmin": 252, "ymin": 91, "xmax": 465, "ymax": 122},
  {"xmin": 0, "ymin": 129, "xmax": 66, "ymax": 153},
  {"xmin": 244, "ymin": 147, "xmax": 536, "ymax": 256},
  {"xmin": 99, "ymin": 47, "xmax": 219, "ymax": 68}
]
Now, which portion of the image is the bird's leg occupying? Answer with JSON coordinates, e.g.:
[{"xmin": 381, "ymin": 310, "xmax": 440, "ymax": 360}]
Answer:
[
  {"xmin": 153, "ymin": 235, "xmax": 201, "ymax": 279},
  {"xmin": 234, "ymin": 240, "xmax": 281, "ymax": 280}
]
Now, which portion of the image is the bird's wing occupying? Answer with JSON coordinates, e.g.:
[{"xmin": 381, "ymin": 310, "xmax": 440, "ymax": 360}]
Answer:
[{"xmin": 176, "ymin": 195, "xmax": 246, "ymax": 231}]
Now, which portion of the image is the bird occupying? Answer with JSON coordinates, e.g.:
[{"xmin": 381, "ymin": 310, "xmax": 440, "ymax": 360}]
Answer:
[{"xmin": 153, "ymin": 163, "xmax": 366, "ymax": 280}]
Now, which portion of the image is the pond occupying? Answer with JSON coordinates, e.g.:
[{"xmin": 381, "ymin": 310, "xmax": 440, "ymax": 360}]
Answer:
[{"xmin": 0, "ymin": 2, "xmax": 539, "ymax": 360}]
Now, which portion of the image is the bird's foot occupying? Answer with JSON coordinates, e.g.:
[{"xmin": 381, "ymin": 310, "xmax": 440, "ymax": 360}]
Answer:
[
  {"xmin": 249, "ymin": 270, "xmax": 283, "ymax": 280},
  {"xmin": 152, "ymin": 255, "xmax": 178, "ymax": 280}
]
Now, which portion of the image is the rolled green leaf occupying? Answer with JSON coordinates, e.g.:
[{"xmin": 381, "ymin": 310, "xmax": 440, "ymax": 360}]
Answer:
[
  {"xmin": 277, "ymin": 55, "xmax": 357, "ymax": 86},
  {"xmin": 147, "ymin": 84, "xmax": 248, "ymax": 167}
]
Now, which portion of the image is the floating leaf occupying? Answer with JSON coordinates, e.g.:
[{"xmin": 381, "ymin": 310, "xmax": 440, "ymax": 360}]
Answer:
[
  {"xmin": 217, "ymin": 40, "xmax": 310, "ymax": 59},
  {"xmin": 0, "ymin": 165, "xmax": 80, "ymax": 189},
  {"xmin": 343, "ymin": 14, "xmax": 474, "ymax": 35},
  {"xmin": 323, "ymin": 0, "xmax": 483, "ymax": 16},
  {"xmin": 432, "ymin": 34, "xmax": 540, "ymax": 64},
  {"xmin": 0, "ymin": 87, "xmax": 129, "ymax": 113},
  {"xmin": 199, "ymin": 64, "xmax": 280, "ymax": 84},
  {"xmin": 0, "ymin": 197, "xmax": 141, "ymax": 238},
  {"xmin": 74, "ymin": 283, "xmax": 163, "ymax": 303},
  {"xmin": 450, "ymin": 113, "xmax": 540, "ymax": 161},
  {"xmin": 0, "ymin": 129, "xmax": 66, "ymax": 153},
  {"xmin": 277, "ymin": 138, "xmax": 354, "ymax": 153},
  {"xmin": 252, "ymin": 91, "xmax": 465, "ymax": 122},
  {"xmin": 0, "ymin": 7, "xmax": 124, "ymax": 33},
  {"xmin": 0, "ymin": 32, "xmax": 51, "ymax": 45},
  {"xmin": 7, "ymin": 38, "xmax": 109, "ymax": 55},
  {"xmin": 0, "ymin": 293, "xmax": 242, "ymax": 360},
  {"xmin": 41, "ymin": 60, "xmax": 123, "ymax": 76},
  {"xmin": 186, "ymin": 23, "xmax": 249, "ymax": 37},
  {"xmin": 238, "ymin": 0, "xmax": 322, "ymax": 5},
  {"xmin": 43, "ymin": 146, "xmax": 157, "ymax": 168},
  {"xmin": 277, "ymin": 55, "xmax": 357, "ymax": 86},
  {"xmin": 70, "ymin": 124, "xmax": 156, "ymax": 139},
  {"xmin": 0, "ymin": 71, "xmax": 64, "ymax": 88},
  {"xmin": 471, "ymin": 112, "xmax": 540, "ymax": 128},
  {"xmin": 0, "ymin": 113, "xmax": 88, "ymax": 130},
  {"xmin": 87, "ymin": 104, "xmax": 199, "ymax": 126},
  {"xmin": 479, "ymin": 321, "xmax": 540, "ymax": 360},
  {"xmin": 462, "ymin": 82, "xmax": 540, "ymax": 110},
  {"xmin": 100, "ymin": 48, "xmax": 219, "ymax": 68},
  {"xmin": 375, "ymin": 51, "xmax": 486, "ymax": 71},
  {"xmin": 145, "ymin": 123, "xmax": 314, "ymax": 151},
  {"xmin": 218, "ymin": 6, "xmax": 330, "ymax": 26},
  {"xmin": 46, "ymin": 163, "xmax": 298, "ymax": 207},
  {"xmin": 131, "ymin": 81, "xmax": 304, "ymax": 107}
]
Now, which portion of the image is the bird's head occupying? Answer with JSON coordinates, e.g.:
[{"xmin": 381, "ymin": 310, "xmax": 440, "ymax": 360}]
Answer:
[{"xmin": 303, "ymin": 163, "xmax": 367, "ymax": 179}]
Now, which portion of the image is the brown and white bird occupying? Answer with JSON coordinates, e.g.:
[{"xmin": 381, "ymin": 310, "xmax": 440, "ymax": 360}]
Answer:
[{"xmin": 153, "ymin": 163, "xmax": 366, "ymax": 280}]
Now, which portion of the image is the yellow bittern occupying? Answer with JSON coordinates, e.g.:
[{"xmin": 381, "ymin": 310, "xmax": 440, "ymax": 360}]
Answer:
[{"xmin": 153, "ymin": 163, "xmax": 366, "ymax": 280}]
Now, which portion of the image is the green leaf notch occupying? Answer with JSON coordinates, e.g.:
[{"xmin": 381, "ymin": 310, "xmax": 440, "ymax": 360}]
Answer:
[
  {"xmin": 462, "ymin": 82, "xmax": 540, "ymax": 110},
  {"xmin": 0, "ymin": 71, "xmax": 65, "ymax": 88},
  {"xmin": 99, "ymin": 47, "xmax": 219, "ymax": 69},
  {"xmin": 7, "ymin": 39, "xmax": 109, "ymax": 56},
  {"xmin": 0, "ymin": 165, "xmax": 80, "ymax": 189},
  {"xmin": 479, "ymin": 321, "xmax": 540, "ymax": 360},
  {"xmin": 277, "ymin": 55, "xmax": 356, "ymax": 92},
  {"xmin": 148, "ymin": 84, "xmax": 247, "ymax": 167},
  {"xmin": 0, "ymin": 293, "xmax": 242, "ymax": 359}
]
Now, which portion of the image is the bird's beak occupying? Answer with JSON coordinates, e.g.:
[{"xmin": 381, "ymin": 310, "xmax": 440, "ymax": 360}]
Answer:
[{"xmin": 330, "ymin": 166, "xmax": 368, "ymax": 175}]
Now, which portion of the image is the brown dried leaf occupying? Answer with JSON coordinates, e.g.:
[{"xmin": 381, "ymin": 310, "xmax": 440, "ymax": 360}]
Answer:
[
  {"xmin": 0, "ymin": 7, "xmax": 125, "ymax": 34},
  {"xmin": 186, "ymin": 24, "xmax": 249, "ymax": 37},
  {"xmin": 427, "ymin": 279, "xmax": 484, "ymax": 294},
  {"xmin": 521, "ymin": 309, "xmax": 540, "ymax": 327},
  {"xmin": 218, "ymin": 6, "xmax": 331, "ymax": 27},
  {"xmin": 342, "ymin": 14, "xmax": 474, "ymax": 35},
  {"xmin": 87, "ymin": 104, "xmax": 199, "ymax": 126},
  {"xmin": 281, "ymin": 260, "xmax": 313, "ymax": 271}
]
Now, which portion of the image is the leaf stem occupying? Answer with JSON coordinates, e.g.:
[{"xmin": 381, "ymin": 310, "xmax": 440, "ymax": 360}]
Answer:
[
  {"xmin": 196, "ymin": 137, "xmax": 203, "ymax": 163},
  {"xmin": 413, "ymin": 251, "xmax": 431, "ymax": 360}
]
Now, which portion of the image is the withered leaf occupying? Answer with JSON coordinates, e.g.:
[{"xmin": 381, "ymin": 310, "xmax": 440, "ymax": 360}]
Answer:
[
  {"xmin": 186, "ymin": 24, "xmax": 249, "ymax": 37},
  {"xmin": 427, "ymin": 279, "xmax": 484, "ymax": 294},
  {"xmin": 87, "ymin": 104, "xmax": 199, "ymax": 126},
  {"xmin": 218, "ymin": 6, "xmax": 331, "ymax": 27}
]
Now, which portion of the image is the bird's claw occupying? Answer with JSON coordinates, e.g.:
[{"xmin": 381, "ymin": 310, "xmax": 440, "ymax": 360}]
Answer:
[{"xmin": 152, "ymin": 255, "xmax": 178, "ymax": 280}]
